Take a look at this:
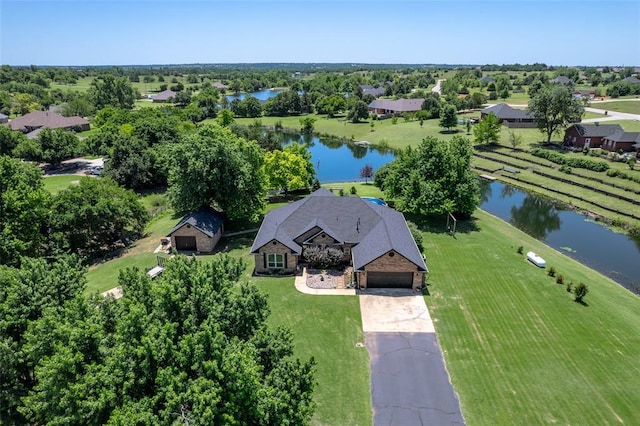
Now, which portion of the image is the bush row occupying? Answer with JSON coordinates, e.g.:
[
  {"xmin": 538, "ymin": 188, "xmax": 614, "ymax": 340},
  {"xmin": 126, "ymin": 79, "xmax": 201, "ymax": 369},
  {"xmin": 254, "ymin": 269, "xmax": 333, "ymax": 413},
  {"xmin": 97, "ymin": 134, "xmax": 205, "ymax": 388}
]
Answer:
[
  {"xmin": 606, "ymin": 168, "xmax": 640, "ymax": 185},
  {"xmin": 531, "ymin": 148, "xmax": 610, "ymax": 172}
]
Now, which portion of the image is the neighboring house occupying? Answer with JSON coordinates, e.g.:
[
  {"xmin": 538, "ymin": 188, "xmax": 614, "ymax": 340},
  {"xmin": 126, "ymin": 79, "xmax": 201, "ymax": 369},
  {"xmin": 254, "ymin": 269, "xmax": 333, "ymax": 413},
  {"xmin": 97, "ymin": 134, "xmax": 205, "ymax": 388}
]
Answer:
[
  {"xmin": 480, "ymin": 103, "xmax": 536, "ymax": 128},
  {"xmin": 563, "ymin": 123, "xmax": 623, "ymax": 149},
  {"xmin": 359, "ymin": 84, "xmax": 386, "ymax": 98},
  {"xmin": 212, "ymin": 82, "xmax": 229, "ymax": 90},
  {"xmin": 250, "ymin": 188, "xmax": 427, "ymax": 289},
  {"xmin": 368, "ymin": 98, "xmax": 424, "ymax": 117},
  {"xmin": 479, "ymin": 76, "xmax": 495, "ymax": 84},
  {"xmin": 573, "ymin": 89, "xmax": 596, "ymax": 99},
  {"xmin": 0, "ymin": 113, "xmax": 8, "ymax": 124},
  {"xmin": 9, "ymin": 110, "xmax": 89, "ymax": 133},
  {"xmin": 167, "ymin": 207, "xmax": 224, "ymax": 252},
  {"xmin": 602, "ymin": 131, "xmax": 640, "ymax": 152},
  {"xmin": 551, "ymin": 76, "xmax": 572, "ymax": 85},
  {"xmin": 152, "ymin": 89, "xmax": 177, "ymax": 103},
  {"xmin": 622, "ymin": 76, "xmax": 640, "ymax": 84}
]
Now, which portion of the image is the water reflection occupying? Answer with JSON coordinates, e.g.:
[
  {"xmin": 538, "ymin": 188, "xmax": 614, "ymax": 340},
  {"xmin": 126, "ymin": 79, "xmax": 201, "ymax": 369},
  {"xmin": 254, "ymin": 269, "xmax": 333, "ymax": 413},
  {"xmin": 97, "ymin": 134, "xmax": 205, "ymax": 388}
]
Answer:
[{"xmin": 510, "ymin": 195, "xmax": 561, "ymax": 239}]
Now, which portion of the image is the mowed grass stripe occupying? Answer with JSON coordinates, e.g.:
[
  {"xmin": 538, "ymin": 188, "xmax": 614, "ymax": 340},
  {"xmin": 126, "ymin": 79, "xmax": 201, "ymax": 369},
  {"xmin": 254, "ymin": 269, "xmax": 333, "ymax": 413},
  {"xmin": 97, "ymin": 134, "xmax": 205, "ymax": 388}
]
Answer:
[{"xmin": 424, "ymin": 210, "xmax": 640, "ymax": 424}]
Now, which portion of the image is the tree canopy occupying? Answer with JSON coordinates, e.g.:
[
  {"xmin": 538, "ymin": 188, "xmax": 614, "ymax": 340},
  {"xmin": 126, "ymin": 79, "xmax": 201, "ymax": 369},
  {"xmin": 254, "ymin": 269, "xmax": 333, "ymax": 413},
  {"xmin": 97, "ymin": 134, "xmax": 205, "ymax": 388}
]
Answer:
[
  {"xmin": 89, "ymin": 75, "xmax": 136, "ymax": 110},
  {"xmin": 168, "ymin": 124, "xmax": 266, "ymax": 222},
  {"xmin": 263, "ymin": 144, "xmax": 314, "ymax": 194},
  {"xmin": 527, "ymin": 85, "xmax": 585, "ymax": 143},
  {"xmin": 0, "ymin": 156, "xmax": 50, "ymax": 265},
  {"xmin": 377, "ymin": 136, "xmax": 480, "ymax": 216},
  {"xmin": 439, "ymin": 104, "xmax": 458, "ymax": 130},
  {"xmin": 1, "ymin": 254, "xmax": 316, "ymax": 425}
]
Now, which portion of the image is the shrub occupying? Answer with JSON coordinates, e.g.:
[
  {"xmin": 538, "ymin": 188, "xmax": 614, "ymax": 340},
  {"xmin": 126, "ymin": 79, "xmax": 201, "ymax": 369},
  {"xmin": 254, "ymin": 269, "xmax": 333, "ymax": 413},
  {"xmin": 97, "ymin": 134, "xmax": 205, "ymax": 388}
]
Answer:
[
  {"xmin": 547, "ymin": 266, "xmax": 556, "ymax": 277},
  {"xmin": 566, "ymin": 281, "xmax": 574, "ymax": 293},
  {"xmin": 517, "ymin": 246, "xmax": 523, "ymax": 254},
  {"xmin": 407, "ymin": 221, "xmax": 424, "ymax": 252},
  {"xmin": 274, "ymin": 120, "xmax": 283, "ymax": 131},
  {"xmin": 531, "ymin": 148, "xmax": 609, "ymax": 172},
  {"xmin": 574, "ymin": 282, "xmax": 589, "ymax": 302},
  {"xmin": 556, "ymin": 274, "xmax": 564, "ymax": 285},
  {"xmin": 391, "ymin": 116, "xmax": 398, "ymax": 125},
  {"xmin": 559, "ymin": 165, "xmax": 572, "ymax": 174},
  {"xmin": 350, "ymin": 186, "xmax": 357, "ymax": 195},
  {"xmin": 339, "ymin": 188, "xmax": 345, "ymax": 196},
  {"xmin": 303, "ymin": 246, "xmax": 344, "ymax": 268}
]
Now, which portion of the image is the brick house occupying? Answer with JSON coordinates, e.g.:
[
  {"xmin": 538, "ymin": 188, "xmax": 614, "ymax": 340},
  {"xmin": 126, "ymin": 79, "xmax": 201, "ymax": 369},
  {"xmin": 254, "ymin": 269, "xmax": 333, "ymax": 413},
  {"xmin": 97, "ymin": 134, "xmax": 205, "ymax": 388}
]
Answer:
[
  {"xmin": 563, "ymin": 123, "xmax": 623, "ymax": 149},
  {"xmin": 250, "ymin": 188, "xmax": 427, "ymax": 289},
  {"xmin": 167, "ymin": 208, "xmax": 224, "ymax": 252},
  {"xmin": 601, "ymin": 131, "xmax": 640, "ymax": 153}
]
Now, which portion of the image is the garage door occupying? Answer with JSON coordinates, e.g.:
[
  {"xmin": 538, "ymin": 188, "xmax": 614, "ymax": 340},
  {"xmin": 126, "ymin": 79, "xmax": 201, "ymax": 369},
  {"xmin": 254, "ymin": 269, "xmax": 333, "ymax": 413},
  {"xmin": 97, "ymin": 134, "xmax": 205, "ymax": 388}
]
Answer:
[
  {"xmin": 175, "ymin": 236, "xmax": 197, "ymax": 251},
  {"xmin": 367, "ymin": 272, "xmax": 413, "ymax": 288}
]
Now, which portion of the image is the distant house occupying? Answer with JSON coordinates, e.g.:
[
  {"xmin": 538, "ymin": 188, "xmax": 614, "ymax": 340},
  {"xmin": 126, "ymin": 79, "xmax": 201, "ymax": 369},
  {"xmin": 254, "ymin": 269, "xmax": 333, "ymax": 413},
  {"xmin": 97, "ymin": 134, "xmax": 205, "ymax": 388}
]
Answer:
[
  {"xmin": 480, "ymin": 103, "xmax": 535, "ymax": 128},
  {"xmin": 212, "ymin": 82, "xmax": 229, "ymax": 90},
  {"xmin": 9, "ymin": 110, "xmax": 89, "ymax": 133},
  {"xmin": 250, "ymin": 188, "xmax": 427, "ymax": 289},
  {"xmin": 167, "ymin": 208, "xmax": 224, "ymax": 252},
  {"xmin": 479, "ymin": 76, "xmax": 495, "ymax": 84},
  {"xmin": 563, "ymin": 123, "xmax": 623, "ymax": 149},
  {"xmin": 551, "ymin": 76, "xmax": 572, "ymax": 85},
  {"xmin": 573, "ymin": 89, "xmax": 596, "ymax": 99},
  {"xmin": 0, "ymin": 113, "xmax": 8, "ymax": 124},
  {"xmin": 359, "ymin": 84, "xmax": 386, "ymax": 98},
  {"xmin": 152, "ymin": 89, "xmax": 177, "ymax": 103},
  {"xmin": 602, "ymin": 131, "xmax": 640, "ymax": 152},
  {"xmin": 622, "ymin": 76, "xmax": 640, "ymax": 84},
  {"xmin": 368, "ymin": 98, "xmax": 424, "ymax": 118}
]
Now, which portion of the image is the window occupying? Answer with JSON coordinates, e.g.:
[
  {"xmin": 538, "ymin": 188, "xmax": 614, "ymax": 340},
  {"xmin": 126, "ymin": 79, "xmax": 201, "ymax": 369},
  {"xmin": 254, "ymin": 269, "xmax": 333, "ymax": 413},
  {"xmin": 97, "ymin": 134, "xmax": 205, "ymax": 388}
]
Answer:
[{"xmin": 267, "ymin": 253, "xmax": 284, "ymax": 268}]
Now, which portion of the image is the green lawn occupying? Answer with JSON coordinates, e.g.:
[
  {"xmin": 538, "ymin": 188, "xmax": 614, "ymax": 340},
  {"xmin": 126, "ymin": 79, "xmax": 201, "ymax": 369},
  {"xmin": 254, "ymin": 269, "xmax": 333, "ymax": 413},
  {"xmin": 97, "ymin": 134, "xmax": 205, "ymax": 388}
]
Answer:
[
  {"xmin": 423, "ymin": 209, "xmax": 640, "ymax": 425},
  {"xmin": 43, "ymin": 174, "xmax": 82, "ymax": 194},
  {"xmin": 590, "ymin": 100, "xmax": 640, "ymax": 115}
]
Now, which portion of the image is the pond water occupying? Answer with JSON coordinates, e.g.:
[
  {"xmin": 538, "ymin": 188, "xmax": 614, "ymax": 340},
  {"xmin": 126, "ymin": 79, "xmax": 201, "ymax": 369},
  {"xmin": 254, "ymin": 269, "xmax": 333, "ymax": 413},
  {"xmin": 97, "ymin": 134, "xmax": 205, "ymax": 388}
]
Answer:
[
  {"xmin": 479, "ymin": 180, "xmax": 640, "ymax": 294},
  {"xmin": 226, "ymin": 89, "xmax": 282, "ymax": 102},
  {"xmin": 278, "ymin": 133, "xmax": 395, "ymax": 183}
]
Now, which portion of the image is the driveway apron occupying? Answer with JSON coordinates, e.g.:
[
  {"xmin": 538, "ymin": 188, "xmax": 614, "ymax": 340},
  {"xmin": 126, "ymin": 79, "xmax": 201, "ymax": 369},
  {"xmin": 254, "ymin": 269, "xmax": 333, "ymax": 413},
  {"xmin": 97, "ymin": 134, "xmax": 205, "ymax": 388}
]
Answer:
[{"xmin": 360, "ymin": 289, "xmax": 465, "ymax": 425}]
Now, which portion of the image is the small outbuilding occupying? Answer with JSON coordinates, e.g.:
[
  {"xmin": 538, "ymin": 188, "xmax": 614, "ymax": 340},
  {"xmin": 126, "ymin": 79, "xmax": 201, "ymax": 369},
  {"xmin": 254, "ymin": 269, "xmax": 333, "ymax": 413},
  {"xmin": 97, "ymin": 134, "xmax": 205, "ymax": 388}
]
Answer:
[{"xmin": 167, "ymin": 207, "xmax": 224, "ymax": 252}]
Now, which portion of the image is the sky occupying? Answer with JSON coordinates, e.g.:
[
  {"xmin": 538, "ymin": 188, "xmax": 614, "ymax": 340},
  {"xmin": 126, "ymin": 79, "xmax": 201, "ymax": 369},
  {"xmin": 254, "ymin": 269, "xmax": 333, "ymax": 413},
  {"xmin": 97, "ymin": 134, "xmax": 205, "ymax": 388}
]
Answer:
[{"xmin": 1, "ymin": 0, "xmax": 639, "ymax": 67}]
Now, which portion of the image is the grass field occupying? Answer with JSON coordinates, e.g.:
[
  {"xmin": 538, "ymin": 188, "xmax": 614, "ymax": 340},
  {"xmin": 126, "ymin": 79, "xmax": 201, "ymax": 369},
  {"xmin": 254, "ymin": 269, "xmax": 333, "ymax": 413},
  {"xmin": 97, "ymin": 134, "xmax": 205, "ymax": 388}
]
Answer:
[
  {"xmin": 423, "ymin": 209, "xmax": 640, "ymax": 424},
  {"xmin": 43, "ymin": 174, "xmax": 82, "ymax": 194},
  {"xmin": 591, "ymin": 100, "xmax": 640, "ymax": 115}
]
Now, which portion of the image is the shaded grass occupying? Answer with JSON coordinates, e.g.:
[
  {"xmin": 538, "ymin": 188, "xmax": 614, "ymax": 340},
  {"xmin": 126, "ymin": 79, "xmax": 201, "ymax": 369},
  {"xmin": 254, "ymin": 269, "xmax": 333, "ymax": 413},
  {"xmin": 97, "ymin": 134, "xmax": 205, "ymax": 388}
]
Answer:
[
  {"xmin": 424, "ymin": 209, "xmax": 640, "ymax": 425},
  {"xmin": 43, "ymin": 174, "xmax": 81, "ymax": 194}
]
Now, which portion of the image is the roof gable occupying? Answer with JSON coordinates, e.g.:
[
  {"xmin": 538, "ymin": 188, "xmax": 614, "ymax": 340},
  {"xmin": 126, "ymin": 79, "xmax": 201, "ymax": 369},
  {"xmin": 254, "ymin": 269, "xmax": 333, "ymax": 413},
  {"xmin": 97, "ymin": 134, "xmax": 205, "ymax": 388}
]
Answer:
[
  {"xmin": 570, "ymin": 123, "xmax": 623, "ymax": 138},
  {"xmin": 167, "ymin": 207, "xmax": 224, "ymax": 238},
  {"xmin": 481, "ymin": 103, "xmax": 532, "ymax": 120}
]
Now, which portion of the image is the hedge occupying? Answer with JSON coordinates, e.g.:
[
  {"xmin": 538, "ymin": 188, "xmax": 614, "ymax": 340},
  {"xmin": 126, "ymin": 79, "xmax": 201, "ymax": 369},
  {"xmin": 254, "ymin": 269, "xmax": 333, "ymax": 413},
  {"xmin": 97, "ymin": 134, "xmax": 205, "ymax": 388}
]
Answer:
[{"xmin": 531, "ymin": 148, "xmax": 610, "ymax": 172}]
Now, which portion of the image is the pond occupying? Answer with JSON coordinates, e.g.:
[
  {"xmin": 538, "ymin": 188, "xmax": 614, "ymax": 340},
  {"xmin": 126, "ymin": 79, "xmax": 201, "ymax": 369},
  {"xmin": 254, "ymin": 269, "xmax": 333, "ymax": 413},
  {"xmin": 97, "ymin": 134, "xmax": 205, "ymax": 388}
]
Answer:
[
  {"xmin": 277, "ymin": 132, "xmax": 394, "ymax": 183},
  {"xmin": 226, "ymin": 89, "xmax": 282, "ymax": 102},
  {"xmin": 479, "ymin": 180, "xmax": 640, "ymax": 294}
]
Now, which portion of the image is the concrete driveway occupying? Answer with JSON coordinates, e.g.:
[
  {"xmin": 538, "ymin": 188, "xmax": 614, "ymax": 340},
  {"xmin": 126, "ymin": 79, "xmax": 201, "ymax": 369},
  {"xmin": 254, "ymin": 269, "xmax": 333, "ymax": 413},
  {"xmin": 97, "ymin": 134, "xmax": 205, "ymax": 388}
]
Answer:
[{"xmin": 359, "ymin": 289, "xmax": 464, "ymax": 425}]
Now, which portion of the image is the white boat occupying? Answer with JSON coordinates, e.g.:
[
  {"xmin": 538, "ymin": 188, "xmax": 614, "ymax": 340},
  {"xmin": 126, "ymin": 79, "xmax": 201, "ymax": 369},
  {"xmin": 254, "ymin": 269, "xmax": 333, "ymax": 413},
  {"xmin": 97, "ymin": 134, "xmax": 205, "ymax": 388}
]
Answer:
[{"xmin": 527, "ymin": 251, "xmax": 546, "ymax": 268}]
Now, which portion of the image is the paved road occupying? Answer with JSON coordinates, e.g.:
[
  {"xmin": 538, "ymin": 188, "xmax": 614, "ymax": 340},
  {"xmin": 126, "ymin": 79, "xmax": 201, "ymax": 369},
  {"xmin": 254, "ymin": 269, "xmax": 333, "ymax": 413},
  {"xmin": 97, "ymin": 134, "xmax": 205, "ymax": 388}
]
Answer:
[
  {"xmin": 360, "ymin": 289, "xmax": 465, "ymax": 425},
  {"xmin": 432, "ymin": 79, "xmax": 444, "ymax": 95},
  {"xmin": 582, "ymin": 106, "xmax": 640, "ymax": 123}
]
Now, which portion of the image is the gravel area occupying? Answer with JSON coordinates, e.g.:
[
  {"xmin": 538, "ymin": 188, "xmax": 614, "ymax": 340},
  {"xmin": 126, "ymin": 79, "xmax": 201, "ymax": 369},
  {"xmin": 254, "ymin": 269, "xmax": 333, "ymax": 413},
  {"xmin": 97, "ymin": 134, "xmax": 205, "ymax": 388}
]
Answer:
[{"xmin": 306, "ymin": 269, "xmax": 342, "ymax": 289}]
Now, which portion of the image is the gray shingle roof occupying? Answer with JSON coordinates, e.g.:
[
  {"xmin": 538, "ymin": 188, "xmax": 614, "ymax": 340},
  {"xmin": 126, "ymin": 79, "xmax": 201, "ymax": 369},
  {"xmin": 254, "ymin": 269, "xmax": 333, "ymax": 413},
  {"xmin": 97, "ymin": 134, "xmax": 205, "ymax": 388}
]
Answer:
[
  {"xmin": 368, "ymin": 98, "xmax": 424, "ymax": 113},
  {"xmin": 481, "ymin": 103, "xmax": 533, "ymax": 120},
  {"xmin": 604, "ymin": 131, "xmax": 640, "ymax": 143},
  {"xmin": 551, "ymin": 76, "xmax": 572, "ymax": 84},
  {"xmin": 9, "ymin": 111, "xmax": 89, "ymax": 132},
  {"xmin": 250, "ymin": 189, "xmax": 426, "ymax": 271},
  {"xmin": 622, "ymin": 76, "xmax": 640, "ymax": 84},
  {"xmin": 153, "ymin": 90, "xmax": 177, "ymax": 101},
  {"xmin": 167, "ymin": 207, "xmax": 224, "ymax": 238},
  {"xmin": 479, "ymin": 76, "xmax": 495, "ymax": 83},
  {"xmin": 570, "ymin": 123, "xmax": 623, "ymax": 138}
]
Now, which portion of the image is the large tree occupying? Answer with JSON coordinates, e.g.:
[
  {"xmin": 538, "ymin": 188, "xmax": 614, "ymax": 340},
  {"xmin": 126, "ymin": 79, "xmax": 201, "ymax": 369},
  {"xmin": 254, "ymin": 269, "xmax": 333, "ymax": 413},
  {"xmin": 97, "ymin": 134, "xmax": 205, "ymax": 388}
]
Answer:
[
  {"xmin": 474, "ymin": 113, "xmax": 501, "ymax": 145},
  {"xmin": 89, "ymin": 75, "xmax": 135, "ymax": 110},
  {"xmin": 263, "ymin": 149, "xmax": 312, "ymax": 194},
  {"xmin": 168, "ymin": 124, "xmax": 266, "ymax": 222},
  {"xmin": 527, "ymin": 85, "xmax": 585, "ymax": 143},
  {"xmin": 380, "ymin": 136, "xmax": 480, "ymax": 216},
  {"xmin": 35, "ymin": 128, "xmax": 80, "ymax": 165},
  {"xmin": 347, "ymin": 100, "xmax": 370, "ymax": 123},
  {"xmin": 439, "ymin": 103, "xmax": 458, "ymax": 130},
  {"xmin": 48, "ymin": 177, "xmax": 148, "ymax": 259},
  {"xmin": 0, "ymin": 156, "xmax": 50, "ymax": 265},
  {"xmin": 6, "ymin": 255, "xmax": 316, "ymax": 425},
  {"xmin": 0, "ymin": 125, "xmax": 27, "ymax": 156}
]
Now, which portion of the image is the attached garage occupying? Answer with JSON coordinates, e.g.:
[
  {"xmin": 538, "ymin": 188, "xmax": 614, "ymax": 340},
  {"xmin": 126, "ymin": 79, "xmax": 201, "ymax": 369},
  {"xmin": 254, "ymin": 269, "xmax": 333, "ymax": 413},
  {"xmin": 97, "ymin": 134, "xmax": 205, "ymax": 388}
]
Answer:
[
  {"xmin": 174, "ymin": 236, "xmax": 197, "ymax": 251},
  {"xmin": 366, "ymin": 272, "xmax": 414, "ymax": 289}
]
